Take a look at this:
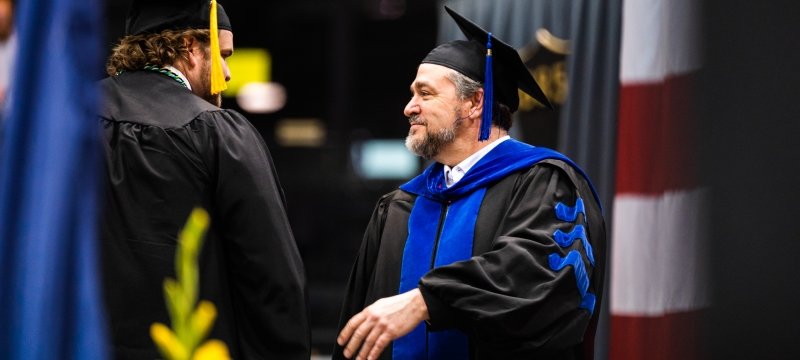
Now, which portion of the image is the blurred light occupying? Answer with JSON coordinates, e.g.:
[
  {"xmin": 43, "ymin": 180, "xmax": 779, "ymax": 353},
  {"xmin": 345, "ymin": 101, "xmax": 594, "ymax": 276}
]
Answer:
[
  {"xmin": 351, "ymin": 139, "xmax": 419, "ymax": 180},
  {"xmin": 365, "ymin": 0, "xmax": 406, "ymax": 19},
  {"xmin": 223, "ymin": 48, "xmax": 271, "ymax": 97},
  {"xmin": 236, "ymin": 82, "xmax": 287, "ymax": 113},
  {"xmin": 379, "ymin": 0, "xmax": 406, "ymax": 18},
  {"xmin": 275, "ymin": 118, "xmax": 326, "ymax": 147}
]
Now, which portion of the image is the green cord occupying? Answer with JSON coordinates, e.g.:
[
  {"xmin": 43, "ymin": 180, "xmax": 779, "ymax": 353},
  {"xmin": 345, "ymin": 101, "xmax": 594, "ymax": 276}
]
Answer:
[
  {"xmin": 142, "ymin": 65, "xmax": 188, "ymax": 88},
  {"xmin": 116, "ymin": 65, "xmax": 188, "ymax": 89}
]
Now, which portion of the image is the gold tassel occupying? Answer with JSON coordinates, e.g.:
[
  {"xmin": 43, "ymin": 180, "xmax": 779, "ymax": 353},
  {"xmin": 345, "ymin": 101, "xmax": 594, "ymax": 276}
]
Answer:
[{"xmin": 209, "ymin": 0, "xmax": 227, "ymax": 95}]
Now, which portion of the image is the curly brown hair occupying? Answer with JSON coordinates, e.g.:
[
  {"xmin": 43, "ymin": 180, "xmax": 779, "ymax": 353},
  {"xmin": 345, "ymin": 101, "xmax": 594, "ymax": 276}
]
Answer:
[{"xmin": 106, "ymin": 29, "xmax": 210, "ymax": 76}]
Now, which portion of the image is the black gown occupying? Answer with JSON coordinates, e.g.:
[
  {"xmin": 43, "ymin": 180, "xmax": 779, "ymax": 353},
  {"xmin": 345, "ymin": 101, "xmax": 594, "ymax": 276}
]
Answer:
[
  {"xmin": 98, "ymin": 71, "xmax": 310, "ymax": 359},
  {"xmin": 334, "ymin": 158, "xmax": 606, "ymax": 360}
]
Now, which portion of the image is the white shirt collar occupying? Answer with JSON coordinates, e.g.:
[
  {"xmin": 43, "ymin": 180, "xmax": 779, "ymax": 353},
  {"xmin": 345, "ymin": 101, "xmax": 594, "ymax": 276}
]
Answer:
[
  {"xmin": 443, "ymin": 135, "xmax": 510, "ymax": 188},
  {"xmin": 165, "ymin": 65, "xmax": 192, "ymax": 90}
]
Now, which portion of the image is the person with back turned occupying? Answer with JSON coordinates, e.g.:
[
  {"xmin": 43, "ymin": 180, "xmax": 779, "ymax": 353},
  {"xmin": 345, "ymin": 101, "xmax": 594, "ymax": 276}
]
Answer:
[
  {"xmin": 99, "ymin": 1, "xmax": 310, "ymax": 358},
  {"xmin": 334, "ymin": 7, "xmax": 606, "ymax": 360}
]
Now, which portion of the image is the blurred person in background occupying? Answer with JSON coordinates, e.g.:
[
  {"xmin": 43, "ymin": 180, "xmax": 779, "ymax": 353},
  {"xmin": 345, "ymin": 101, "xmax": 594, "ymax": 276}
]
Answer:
[
  {"xmin": 0, "ymin": 0, "xmax": 15, "ymax": 109},
  {"xmin": 335, "ymin": 7, "xmax": 606, "ymax": 360},
  {"xmin": 98, "ymin": 0, "xmax": 309, "ymax": 358}
]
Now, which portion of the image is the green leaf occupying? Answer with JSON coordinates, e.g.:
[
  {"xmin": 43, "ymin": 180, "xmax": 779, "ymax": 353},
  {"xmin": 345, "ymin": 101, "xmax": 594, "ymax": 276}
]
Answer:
[{"xmin": 152, "ymin": 208, "xmax": 225, "ymax": 358}]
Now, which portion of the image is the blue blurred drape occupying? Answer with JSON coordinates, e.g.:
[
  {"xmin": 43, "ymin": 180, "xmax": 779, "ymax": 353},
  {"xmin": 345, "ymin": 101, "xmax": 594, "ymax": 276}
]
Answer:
[{"xmin": 0, "ymin": 0, "xmax": 108, "ymax": 358}]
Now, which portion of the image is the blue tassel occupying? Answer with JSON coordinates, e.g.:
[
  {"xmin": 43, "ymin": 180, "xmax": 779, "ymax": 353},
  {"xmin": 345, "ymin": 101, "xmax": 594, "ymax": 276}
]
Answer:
[{"xmin": 479, "ymin": 33, "xmax": 493, "ymax": 141}]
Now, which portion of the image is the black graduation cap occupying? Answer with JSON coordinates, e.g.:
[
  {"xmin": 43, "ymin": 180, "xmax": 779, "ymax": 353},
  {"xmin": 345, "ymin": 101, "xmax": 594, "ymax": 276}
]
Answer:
[
  {"xmin": 125, "ymin": 0, "xmax": 232, "ymax": 36},
  {"xmin": 422, "ymin": 6, "xmax": 552, "ymax": 140}
]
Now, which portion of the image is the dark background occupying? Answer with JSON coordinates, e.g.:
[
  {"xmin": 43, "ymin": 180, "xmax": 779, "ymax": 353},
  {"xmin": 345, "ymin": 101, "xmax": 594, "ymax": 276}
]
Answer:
[{"xmin": 701, "ymin": 1, "xmax": 800, "ymax": 359}]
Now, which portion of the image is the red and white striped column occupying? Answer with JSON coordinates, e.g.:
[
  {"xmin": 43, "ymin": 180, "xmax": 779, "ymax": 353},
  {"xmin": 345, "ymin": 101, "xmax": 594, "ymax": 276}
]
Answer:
[{"xmin": 610, "ymin": 0, "xmax": 708, "ymax": 358}]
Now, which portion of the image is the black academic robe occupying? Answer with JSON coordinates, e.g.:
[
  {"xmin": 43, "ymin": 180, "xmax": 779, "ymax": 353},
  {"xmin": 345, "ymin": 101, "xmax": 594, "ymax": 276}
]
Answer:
[
  {"xmin": 334, "ymin": 159, "xmax": 606, "ymax": 360},
  {"xmin": 98, "ymin": 71, "xmax": 310, "ymax": 360}
]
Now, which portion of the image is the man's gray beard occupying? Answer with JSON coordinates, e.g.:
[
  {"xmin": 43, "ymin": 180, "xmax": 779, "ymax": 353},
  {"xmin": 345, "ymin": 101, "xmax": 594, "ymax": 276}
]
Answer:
[{"xmin": 405, "ymin": 116, "xmax": 461, "ymax": 160}]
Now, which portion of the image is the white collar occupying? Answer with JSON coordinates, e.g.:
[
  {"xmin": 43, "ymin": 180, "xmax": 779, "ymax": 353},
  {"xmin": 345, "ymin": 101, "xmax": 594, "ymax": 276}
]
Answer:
[
  {"xmin": 443, "ymin": 135, "xmax": 510, "ymax": 188},
  {"xmin": 165, "ymin": 65, "xmax": 192, "ymax": 90}
]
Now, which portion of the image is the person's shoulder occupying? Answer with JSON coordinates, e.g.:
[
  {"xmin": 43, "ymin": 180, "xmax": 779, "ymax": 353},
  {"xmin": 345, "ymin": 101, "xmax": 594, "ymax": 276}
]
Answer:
[
  {"xmin": 521, "ymin": 157, "xmax": 583, "ymax": 183},
  {"xmin": 195, "ymin": 107, "xmax": 253, "ymax": 130},
  {"xmin": 380, "ymin": 188, "xmax": 415, "ymax": 205},
  {"xmin": 99, "ymin": 71, "xmax": 248, "ymax": 129},
  {"xmin": 523, "ymin": 157, "xmax": 601, "ymax": 207},
  {"xmin": 367, "ymin": 189, "xmax": 415, "ymax": 220},
  {"xmin": 505, "ymin": 142, "xmax": 583, "ymax": 179},
  {"xmin": 100, "ymin": 71, "xmax": 223, "ymax": 129},
  {"xmin": 198, "ymin": 106, "xmax": 245, "ymax": 120},
  {"xmin": 535, "ymin": 157, "xmax": 576, "ymax": 173},
  {"xmin": 494, "ymin": 152, "xmax": 579, "ymax": 193}
]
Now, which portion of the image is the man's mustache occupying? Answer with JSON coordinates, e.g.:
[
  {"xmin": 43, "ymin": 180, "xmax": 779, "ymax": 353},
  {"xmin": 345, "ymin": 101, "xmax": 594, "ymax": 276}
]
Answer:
[{"xmin": 408, "ymin": 115, "xmax": 425, "ymax": 126}]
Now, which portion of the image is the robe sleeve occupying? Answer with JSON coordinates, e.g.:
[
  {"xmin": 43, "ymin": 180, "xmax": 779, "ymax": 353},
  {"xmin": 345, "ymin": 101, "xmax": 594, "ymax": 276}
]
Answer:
[
  {"xmin": 331, "ymin": 191, "xmax": 395, "ymax": 359},
  {"xmin": 205, "ymin": 110, "xmax": 310, "ymax": 359},
  {"xmin": 418, "ymin": 162, "xmax": 604, "ymax": 350}
]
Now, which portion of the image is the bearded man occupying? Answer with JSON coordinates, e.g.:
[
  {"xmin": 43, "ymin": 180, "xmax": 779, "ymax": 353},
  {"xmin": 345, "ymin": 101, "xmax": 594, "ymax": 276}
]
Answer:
[
  {"xmin": 334, "ymin": 7, "xmax": 606, "ymax": 360},
  {"xmin": 98, "ymin": 1, "xmax": 309, "ymax": 359}
]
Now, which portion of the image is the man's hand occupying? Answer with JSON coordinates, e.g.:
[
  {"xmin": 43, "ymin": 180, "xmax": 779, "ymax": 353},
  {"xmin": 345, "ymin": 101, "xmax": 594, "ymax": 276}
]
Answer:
[{"xmin": 337, "ymin": 288, "xmax": 429, "ymax": 360}]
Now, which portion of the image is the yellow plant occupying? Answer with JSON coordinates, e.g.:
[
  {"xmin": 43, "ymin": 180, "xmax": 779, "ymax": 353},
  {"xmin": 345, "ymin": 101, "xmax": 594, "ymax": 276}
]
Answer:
[{"xmin": 151, "ymin": 208, "xmax": 230, "ymax": 360}]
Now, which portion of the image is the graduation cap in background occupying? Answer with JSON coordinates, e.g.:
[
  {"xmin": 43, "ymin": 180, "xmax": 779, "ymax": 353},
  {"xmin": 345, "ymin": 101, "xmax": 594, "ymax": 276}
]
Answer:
[
  {"xmin": 125, "ymin": 0, "xmax": 231, "ymax": 94},
  {"xmin": 422, "ymin": 6, "xmax": 552, "ymax": 141}
]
